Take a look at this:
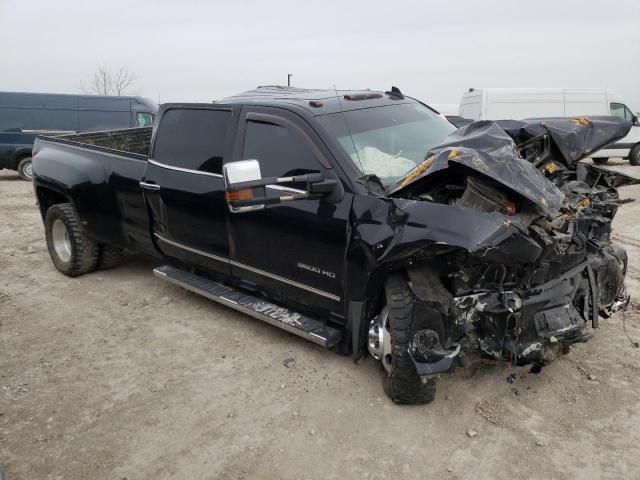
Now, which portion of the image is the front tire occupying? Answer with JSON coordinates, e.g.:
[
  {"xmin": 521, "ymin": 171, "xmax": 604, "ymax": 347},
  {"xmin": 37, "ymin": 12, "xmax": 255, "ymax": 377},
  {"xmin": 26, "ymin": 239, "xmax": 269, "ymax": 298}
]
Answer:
[
  {"xmin": 44, "ymin": 203, "xmax": 99, "ymax": 276},
  {"xmin": 629, "ymin": 145, "xmax": 640, "ymax": 166},
  {"xmin": 592, "ymin": 157, "xmax": 609, "ymax": 165},
  {"xmin": 17, "ymin": 157, "xmax": 33, "ymax": 181},
  {"xmin": 382, "ymin": 275, "xmax": 436, "ymax": 405}
]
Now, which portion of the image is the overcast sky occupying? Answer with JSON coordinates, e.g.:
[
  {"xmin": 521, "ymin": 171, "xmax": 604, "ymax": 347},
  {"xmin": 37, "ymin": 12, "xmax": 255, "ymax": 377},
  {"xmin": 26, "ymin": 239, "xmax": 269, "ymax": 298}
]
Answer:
[{"xmin": 1, "ymin": 0, "xmax": 639, "ymax": 111}]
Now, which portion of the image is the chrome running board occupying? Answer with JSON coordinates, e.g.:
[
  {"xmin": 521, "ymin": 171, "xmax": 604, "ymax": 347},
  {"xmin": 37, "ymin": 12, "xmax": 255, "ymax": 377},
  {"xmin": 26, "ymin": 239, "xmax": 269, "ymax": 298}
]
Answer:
[{"xmin": 153, "ymin": 265, "xmax": 342, "ymax": 348}]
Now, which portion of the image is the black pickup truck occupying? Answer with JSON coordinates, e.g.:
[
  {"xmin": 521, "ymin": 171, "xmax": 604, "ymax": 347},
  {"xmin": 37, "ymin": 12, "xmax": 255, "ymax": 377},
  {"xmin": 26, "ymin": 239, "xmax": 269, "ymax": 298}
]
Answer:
[{"xmin": 32, "ymin": 86, "xmax": 635, "ymax": 404}]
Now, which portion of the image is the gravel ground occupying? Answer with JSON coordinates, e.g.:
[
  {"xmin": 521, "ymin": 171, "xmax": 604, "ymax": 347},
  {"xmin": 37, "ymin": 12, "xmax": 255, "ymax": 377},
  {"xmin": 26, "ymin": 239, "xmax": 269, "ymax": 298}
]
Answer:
[{"xmin": 2, "ymin": 159, "xmax": 640, "ymax": 480}]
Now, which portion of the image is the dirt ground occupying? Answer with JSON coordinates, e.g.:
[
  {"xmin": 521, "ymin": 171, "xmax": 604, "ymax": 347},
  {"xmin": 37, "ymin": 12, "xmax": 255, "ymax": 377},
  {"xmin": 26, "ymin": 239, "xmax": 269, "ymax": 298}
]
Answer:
[{"xmin": 2, "ymin": 159, "xmax": 640, "ymax": 480}]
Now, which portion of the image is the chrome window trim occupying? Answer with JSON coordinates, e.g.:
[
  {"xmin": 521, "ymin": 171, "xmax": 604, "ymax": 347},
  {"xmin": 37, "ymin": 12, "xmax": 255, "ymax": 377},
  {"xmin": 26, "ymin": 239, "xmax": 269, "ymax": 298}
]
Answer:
[
  {"xmin": 153, "ymin": 233, "xmax": 340, "ymax": 302},
  {"xmin": 149, "ymin": 159, "xmax": 305, "ymax": 194},
  {"xmin": 148, "ymin": 158, "xmax": 223, "ymax": 178}
]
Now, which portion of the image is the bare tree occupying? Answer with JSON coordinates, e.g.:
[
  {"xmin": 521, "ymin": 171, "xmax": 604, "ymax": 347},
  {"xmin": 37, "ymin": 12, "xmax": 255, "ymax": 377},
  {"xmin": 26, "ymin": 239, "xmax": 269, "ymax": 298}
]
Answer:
[{"xmin": 81, "ymin": 66, "xmax": 140, "ymax": 96}]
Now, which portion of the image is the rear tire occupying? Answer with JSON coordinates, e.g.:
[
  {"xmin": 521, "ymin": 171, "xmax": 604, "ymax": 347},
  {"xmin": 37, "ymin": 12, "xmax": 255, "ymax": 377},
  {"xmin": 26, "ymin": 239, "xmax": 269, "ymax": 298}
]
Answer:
[
  {"xmin": 629, "ymin": 145, "xmax": 640, "ymax": 166},
  {"xmin": 44, "ymin": 203, "xmax": 99, "ymax": 277},
  {"xmin": 592, "ymin": 157, "xmax": 609, "ymax": 165},
  {"xmin": 98, "ymin": 245, "xmax": 126, "ymax": 270},
  {"xmin": 17, "ymin": 157, "xmax": 33, "ymax": 181},
  {"xmin": 382, "ymin": 274, "xmax": 436, "ymax": 405}
]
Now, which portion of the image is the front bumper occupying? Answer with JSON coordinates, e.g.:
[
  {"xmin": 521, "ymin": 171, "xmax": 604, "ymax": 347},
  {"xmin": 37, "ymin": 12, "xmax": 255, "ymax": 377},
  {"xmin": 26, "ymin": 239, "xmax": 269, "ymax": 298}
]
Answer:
[
  {"xmin": 451, "ymin": 253, "xmax": 627, "ymax": 367},
  {"xmin": 410, "ymin": 262, "xmax": 605, "ymax": 375},
  {"xmin": 453, "ymin": 276, "xmax": 590, "ymax": 365}
]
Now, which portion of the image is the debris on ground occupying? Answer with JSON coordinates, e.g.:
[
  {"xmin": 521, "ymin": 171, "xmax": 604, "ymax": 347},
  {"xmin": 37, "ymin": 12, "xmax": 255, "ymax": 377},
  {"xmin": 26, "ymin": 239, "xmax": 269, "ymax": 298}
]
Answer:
[{"xmin": 474, "ymin": 399, "xmax": 507, "ymax": 426}]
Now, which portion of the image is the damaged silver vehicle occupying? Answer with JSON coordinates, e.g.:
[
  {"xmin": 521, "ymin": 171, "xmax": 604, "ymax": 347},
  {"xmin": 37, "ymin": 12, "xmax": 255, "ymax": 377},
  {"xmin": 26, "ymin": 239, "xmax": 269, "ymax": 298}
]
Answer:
[{"xmin": 348, "ymin": 111, "xmax": 636, "ymax": 404}]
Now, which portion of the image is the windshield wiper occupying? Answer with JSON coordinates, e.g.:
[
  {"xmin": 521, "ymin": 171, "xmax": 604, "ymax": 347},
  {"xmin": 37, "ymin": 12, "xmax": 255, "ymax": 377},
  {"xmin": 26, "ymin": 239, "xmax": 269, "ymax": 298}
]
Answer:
[{"xmin": 389, "ymin": 154, "xmax": 437, "ymax": 193}]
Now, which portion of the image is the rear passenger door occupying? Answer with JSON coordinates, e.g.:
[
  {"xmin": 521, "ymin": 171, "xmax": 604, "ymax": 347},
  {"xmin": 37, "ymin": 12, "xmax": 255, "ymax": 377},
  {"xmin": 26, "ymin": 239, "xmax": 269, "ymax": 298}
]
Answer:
[{"xmin": 142, "ymin": 106, "xmax": 238, "ymax": 275}]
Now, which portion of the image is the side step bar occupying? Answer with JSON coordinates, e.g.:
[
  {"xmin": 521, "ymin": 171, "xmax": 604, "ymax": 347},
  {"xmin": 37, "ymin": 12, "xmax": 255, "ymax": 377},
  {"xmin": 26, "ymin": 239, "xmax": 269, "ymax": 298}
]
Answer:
[{"xmin": 153, "ymin": 265, "xmax": 343, "ymax": 348}]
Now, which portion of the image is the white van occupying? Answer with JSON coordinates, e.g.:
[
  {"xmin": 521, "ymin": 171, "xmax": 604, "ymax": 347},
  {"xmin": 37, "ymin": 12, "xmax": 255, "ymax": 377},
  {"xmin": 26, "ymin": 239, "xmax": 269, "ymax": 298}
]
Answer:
[{"xmin": 459, "ymin": 88, "xmax": 640, "ymax": 165}]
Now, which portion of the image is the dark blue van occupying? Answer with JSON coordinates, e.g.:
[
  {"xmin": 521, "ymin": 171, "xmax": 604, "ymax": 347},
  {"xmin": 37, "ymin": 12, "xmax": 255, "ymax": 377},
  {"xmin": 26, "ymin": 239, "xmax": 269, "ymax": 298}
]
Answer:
[{"xmin": 0, "ymin": 91, "xmax": 158, "ymax": 180}]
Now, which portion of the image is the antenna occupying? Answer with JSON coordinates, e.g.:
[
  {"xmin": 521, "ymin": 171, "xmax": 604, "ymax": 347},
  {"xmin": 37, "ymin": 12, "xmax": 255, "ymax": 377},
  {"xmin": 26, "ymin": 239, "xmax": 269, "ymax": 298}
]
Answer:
[{"xmin": 333, "ymin": 84, "xmax": 364, "ymax": 173}]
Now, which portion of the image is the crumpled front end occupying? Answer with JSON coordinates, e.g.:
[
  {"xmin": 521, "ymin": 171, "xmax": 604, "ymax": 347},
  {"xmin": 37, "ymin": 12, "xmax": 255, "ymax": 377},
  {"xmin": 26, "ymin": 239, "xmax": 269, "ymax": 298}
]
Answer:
[
  {"xmin": 381, "ymin": 116, "xmax": 635, "ymax": 373},
  {"xmin": 443, "ymin": 241, "xmax": 628, "ymax": 367}
]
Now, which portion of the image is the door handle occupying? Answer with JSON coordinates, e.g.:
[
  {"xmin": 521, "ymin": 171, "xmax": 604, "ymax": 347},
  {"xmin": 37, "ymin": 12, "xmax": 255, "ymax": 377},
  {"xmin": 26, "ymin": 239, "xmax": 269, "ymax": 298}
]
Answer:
[{"xmin": 140, "ymin": 181, "xmax": 161, "ymax": 191}]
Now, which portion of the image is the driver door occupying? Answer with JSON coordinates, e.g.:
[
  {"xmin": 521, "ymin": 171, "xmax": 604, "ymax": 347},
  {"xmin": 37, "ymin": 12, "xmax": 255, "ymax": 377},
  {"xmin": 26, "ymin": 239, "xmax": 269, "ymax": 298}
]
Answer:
[{"xmin": 225, "ymin": 107, "xmax": 350, "ymax": 314}]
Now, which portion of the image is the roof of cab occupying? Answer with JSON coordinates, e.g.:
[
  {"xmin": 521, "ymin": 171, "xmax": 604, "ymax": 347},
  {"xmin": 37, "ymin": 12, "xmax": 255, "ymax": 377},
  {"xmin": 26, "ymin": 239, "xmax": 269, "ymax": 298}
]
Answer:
[{"xmin": 216, "ymin": 85, "xmax": 413, "ymax": 115}]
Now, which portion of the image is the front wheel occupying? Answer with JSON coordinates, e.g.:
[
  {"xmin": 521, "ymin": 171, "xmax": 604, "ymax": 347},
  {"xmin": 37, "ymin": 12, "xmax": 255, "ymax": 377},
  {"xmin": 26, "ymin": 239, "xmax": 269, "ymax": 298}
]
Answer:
[
  {"xmin": 377, "ymin": 275, "xmax": 436, "ymax": 404},
  {"xmin": 44, "ymin": 203, "xmax": 99, "ymax": 276},
  {"xmin": 17, "ymin": 157, "xmax": 33, "ymax": 181},
  {"xmin": 592, "ymin": 157, "xmax": 609, "ymax": 165},
  {"xmin": 629, "ymin": 145, "xmax": 640, "ymax": 166}
]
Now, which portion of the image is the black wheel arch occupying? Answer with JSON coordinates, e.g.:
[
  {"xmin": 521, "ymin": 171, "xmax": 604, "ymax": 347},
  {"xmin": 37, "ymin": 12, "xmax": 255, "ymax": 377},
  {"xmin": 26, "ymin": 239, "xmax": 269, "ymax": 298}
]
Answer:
[
  {"xmin": 35, "ymin": 185, "xmax": 72, "ymax": 220},
  {"xmin": 349, "ymin": 252, "xmax": 454, "ymax": 361},
  {"xmin": 348, "ymin": 264, "xmax": 403, "ymax": 362}
]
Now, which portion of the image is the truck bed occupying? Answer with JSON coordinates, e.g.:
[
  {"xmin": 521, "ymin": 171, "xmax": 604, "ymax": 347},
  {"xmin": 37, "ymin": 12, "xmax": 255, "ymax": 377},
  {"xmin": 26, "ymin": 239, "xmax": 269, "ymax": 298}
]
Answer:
[
  {"xmin": 32, "ymin": 126, "xmax": 155, "ymax": 253},
  {"xmin": 40, "ymin": 126, "xmax": 153, "ymax": 159}
]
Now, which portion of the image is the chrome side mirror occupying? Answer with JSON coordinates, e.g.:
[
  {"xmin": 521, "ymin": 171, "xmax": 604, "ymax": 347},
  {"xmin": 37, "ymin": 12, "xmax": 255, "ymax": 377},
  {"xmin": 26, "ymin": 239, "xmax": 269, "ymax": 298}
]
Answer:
[
  {"xmin": 223, "ymin": 160, "xmax": 266, "ymax": 213},
  {"xmin": 223, "ymin": 159, "xmax": 339, "ymax": 214}
]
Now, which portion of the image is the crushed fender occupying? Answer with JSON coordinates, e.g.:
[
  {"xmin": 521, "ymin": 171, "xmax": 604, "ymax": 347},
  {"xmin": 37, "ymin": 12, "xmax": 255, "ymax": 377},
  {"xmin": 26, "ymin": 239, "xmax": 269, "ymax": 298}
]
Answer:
[{"xmin": 351, "ymin": 115, "xmax": 636, "ymax": 372}]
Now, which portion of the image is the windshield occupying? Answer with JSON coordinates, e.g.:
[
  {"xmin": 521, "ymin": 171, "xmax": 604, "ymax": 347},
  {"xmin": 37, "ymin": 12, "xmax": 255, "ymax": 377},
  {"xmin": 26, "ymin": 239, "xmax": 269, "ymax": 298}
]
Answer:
[{"xmin": 318, "ymin": 103, "xmax": 456, "ymax": 186}]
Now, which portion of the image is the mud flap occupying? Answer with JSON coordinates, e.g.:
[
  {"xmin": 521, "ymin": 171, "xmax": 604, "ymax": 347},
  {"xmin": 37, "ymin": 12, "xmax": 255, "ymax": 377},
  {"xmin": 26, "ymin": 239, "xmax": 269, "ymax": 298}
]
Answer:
[
  {"xmin": 348, "ymin": 300, "xmax": 365, "ymax": 362},
  {"xmin": 410, "ymin": 344, "xmax": 461, "ymax": 376}
]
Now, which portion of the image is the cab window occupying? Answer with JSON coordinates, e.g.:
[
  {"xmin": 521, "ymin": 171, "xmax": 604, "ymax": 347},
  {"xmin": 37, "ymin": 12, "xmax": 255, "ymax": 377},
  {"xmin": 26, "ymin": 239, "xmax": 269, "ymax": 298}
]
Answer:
[
  {"xmin": 242, "ymin": 120, "xmax": 322, "ymax": 188},
  {"xmin": 610, "ymin": 102, "xmax": 633, "ymax": 121},
  {"xmin": 153, "ymin": 108, "xmax": 231, "ymax": 174}
]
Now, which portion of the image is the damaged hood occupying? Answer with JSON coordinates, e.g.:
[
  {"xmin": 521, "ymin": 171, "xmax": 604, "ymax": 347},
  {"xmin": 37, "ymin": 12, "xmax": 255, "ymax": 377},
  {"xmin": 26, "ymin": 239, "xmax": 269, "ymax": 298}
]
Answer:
[
  {"xmin": 390, "ymin": 120, "xmax": 564, "ymax": 215},
  {"xmin": 390, "ymin": 116, "xmax": 632, "ymax": 216},
  {"xmin": 498, "ymin": 115, "xmax": 632, "ymax": 167}
]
